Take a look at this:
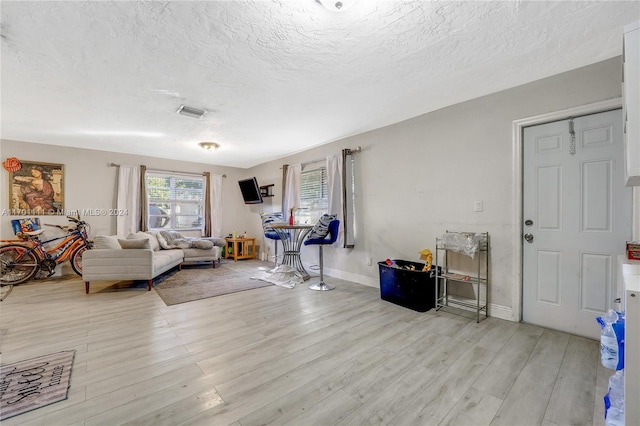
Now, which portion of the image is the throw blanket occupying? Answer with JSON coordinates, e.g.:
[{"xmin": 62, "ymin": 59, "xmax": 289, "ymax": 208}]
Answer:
[{"xmin": 157, "ymin": 231, "xmax": 213, "ymax": 250}]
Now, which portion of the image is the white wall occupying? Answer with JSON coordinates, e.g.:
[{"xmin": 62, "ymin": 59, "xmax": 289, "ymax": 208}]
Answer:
[
  {"xmin": 250, "ymin": 57, "xmax": 625, "ymax": 320},
  {"xmin": 0, "ymin": 57, "xmax": 624, "ymax": 321}
]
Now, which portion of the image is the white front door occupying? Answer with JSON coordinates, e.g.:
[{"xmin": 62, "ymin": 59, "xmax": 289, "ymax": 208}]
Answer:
[{"xmin": 522, "ymin": 109, "xmax": 631, "ymax": 339}]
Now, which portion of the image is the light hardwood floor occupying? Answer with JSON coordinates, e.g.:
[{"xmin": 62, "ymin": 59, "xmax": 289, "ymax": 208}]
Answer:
[{"xmin": 1, "ymin": 260, "xmax": 609, "ymax": 426}]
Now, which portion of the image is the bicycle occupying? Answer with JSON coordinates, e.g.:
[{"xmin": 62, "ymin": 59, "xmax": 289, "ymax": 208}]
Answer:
[{"xmin": 0, "ymin": 216, "xmax": 93, "ymax": 285}]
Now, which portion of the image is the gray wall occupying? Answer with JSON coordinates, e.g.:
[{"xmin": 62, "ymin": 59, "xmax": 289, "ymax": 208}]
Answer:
[
  {"xmin": 0, "ymin": 57, "xmax": 624, "ymax": 320},
  {"xmin": 250, "ymin": 57, "xmax": 625, "ymax": 320}
]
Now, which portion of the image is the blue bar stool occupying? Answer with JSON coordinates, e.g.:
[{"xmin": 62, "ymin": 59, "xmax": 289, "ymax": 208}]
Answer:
[
  {"xmin": 261, "ymin": 212, "xmax": 288, "ymax": 267},
  {"xmin": 304, "ymin": 219, "xmax": 340, "ymax": 291}
]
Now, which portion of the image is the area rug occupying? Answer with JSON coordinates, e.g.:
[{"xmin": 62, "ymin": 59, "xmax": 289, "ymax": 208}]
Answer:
[
  {"xmin": 250, "ymin": 264, "xmax": 305, "ymax": 289},
  {"xmin": 0, "ymin": 350, "xmax": 76, "ymax": 421},
  {"xmin": 154, "ymin": 260, "xmax": 276, "ymax": 306}
]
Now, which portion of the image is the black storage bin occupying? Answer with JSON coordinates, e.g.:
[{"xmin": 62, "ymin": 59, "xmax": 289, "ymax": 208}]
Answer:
[{"xmin": 378, "ymin": 260, "xmax": 439, "ymax": 312}]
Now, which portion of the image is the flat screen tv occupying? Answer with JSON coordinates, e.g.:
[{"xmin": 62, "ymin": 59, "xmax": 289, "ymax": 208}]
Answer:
[{"xmin": 238, "ymin": 177, "xmax": 263, "ymax": 204}]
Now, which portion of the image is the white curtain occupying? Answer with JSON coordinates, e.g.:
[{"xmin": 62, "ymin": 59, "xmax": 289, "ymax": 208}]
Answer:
[
  {"xmin": 116, "ymin": 165, "xmax": 140, "ymax": 237},
  {"xmin": 211, "ymin": 173, "xmax": 223, "ymax": 237},
  {"xmin": 283, "ymin": 164, "xmax": 301, "ymax": 223},
  {"xmin": 326, "ymin": 155, "xmax": 344, "ymax": 246}
]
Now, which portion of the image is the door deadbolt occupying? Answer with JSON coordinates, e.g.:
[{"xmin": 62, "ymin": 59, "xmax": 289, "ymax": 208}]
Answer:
[
  {"xmin": 525, "ymin": 219, "xmax": 533, "ymax": 226},
  {"xmin": 524, "ymin": 233, "xmax": 534, "ymax": 243}
]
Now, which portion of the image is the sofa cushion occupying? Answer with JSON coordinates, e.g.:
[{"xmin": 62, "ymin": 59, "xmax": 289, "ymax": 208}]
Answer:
[
  {"xmin": 118, "ymin": 239, "xmax": 150, "ymax": 249},
  {"xmin": 127, "ymin": 231, "xmax": 160, "ymax": 251},
  {"xmin": 94, "ymin": 235, "xmax": 121, "ymax": 250},
  {"xmin": 307, "ymin": 214, "xmax": 337, "ymax": 240},
  {"xmin": 182, "ymin": 246, "xmax": 219, "ymax": 259}
]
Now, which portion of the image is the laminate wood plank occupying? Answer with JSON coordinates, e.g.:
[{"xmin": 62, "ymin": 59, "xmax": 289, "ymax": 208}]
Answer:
[
  {"xmin": 440, "ymin": 386, "xmax": 504, "ymax": 426},
  {"xmin": 214, "ymin": 327, "xmax": 364, "ymax": 399},
  {"xmin": 283, "ymin": 389, "xmax": 361, "ymax": 426},
  {"xmin": 83, "ymin": 332, "xmax": 186, "ymax": 371},
  {"xmin": 308, "ymin": 313, "xmax": 425, "ymax": 375},
  {"xmin": 196, "ymin": 339, "xmax": 292, "ymax": 386},
  {"xmin": 177, "ymin": 365, "xmax": 322, "ymax": 426},
  {"xmin": 238, "ymin": 348, "xmax": 393, "ymax": 426},
  {"xmin": 526, "ymin": 328, "xmax": 570, "ymax": 370},
  {"xmin": 420, "ymin": 335, "xmax": 474, "ymax": 374},
  {"xmin": 393, "ymin": 329, "xmax": 448, "ymax": 359},
  {"xmin": 82, "ymin": 345, "xmax": 193, "ymax": 398},
  {"xmin": 450, "ymin": 315, "xmax": 501, "ymax": 344},
  {"xmin": 281, "ymin": 308, "xmax": 387, "ymax": 354},
  {"xmin": 490, "ymin": 362, "xmax": 558, "ymax": 425},
  {"xmin": 389, "ymin": 345, "xmax": 497, "ymax": 426},
  {"xmin": 543, "ymin": 335, "xmax": 599, "ymax": 426},
  {"xmin": 84, "ymin": 372, "xmax": 227, "ymax": 426},
  {"xmin": 85, "ymin": 326, "xmax": 179, "ymax": 353},
  {"xmin": 183, "ymin": 330, "xmax": 267, "ymax": 355},
  {"xmin": 473, "ymin": 323, "xmax": 544, "ymax": 399},
  {"xmin": 412, "ymin": 310, "xmax": 473, "ymax": 337},
  {"xmin": 475, "ymin": 319, "xmax": 520, "ymax": 352},
  {"xmin": 121, "ymin": 388, "xmax": 224, "ymax": 426},
  {"xmin": 342, "ymin": 354, "xmax": 417, "ymax": 403},
  {"xmin": 337, "ymin": 363, "xmax": 437, "ymax": 426}
]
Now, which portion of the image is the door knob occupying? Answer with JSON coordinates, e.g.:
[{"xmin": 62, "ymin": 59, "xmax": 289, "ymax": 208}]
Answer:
[{"xmin": 524, "ymin": 233, "xmax": 534, "ymax": 243}]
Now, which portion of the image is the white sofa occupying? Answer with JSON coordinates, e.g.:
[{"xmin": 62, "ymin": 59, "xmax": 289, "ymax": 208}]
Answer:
[{"xmin": 82, "ymin": 231, "xmax": 225, "ymax": 293}]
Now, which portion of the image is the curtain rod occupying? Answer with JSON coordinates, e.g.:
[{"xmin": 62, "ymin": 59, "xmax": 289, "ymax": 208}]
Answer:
[
  {"xmin": 343, "ymin": 146, "xmax": 362, "ymax": 155},
  {"xmin": 108, "ymin": 162, "xmax": 226, "ymax": 178},
  {"xmin": 299, "ymin": 147, "xmax": 362, "ymax": 168}
]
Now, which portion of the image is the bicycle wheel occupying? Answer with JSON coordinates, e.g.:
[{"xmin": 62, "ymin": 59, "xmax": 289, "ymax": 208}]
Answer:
[
  {"xmin": 70, "ymin": 245, "xmax": 88, "ymax": 276},
  {"xmin": 1, "ymin": 245, "xmax": 39, "ymax": 285}
]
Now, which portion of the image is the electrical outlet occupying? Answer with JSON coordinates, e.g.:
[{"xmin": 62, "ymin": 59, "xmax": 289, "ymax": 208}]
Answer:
[{"xmin": 367, "ymin": 257, "xmax": 373, "ymax": 266}]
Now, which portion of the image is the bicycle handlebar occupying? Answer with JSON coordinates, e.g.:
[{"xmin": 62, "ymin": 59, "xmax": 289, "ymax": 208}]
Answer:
[
  {"xmin": 66, "ymin": 216, "xmax": 87, "ymax": 226},
  {"xmin": 44, "ymin": 223, "xmax": 67, "ymax": 230}
]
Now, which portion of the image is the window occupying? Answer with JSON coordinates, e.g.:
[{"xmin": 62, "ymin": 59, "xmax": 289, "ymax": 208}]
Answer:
[
  {"xmin": 297, "ymin": 166, "xmax": 328, "ymax": 224},
  {"xmin": 146, "ymin": 172, "xmax": 204, "ymax": 230}
]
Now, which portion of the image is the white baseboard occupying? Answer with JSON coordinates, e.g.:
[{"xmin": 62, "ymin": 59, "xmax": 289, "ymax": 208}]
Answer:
[
  {"xmin": 316, "ymin": 266, "xmax": 516, "ymax": 322},
  {"xmin": 488, "ymin": 303, "xmax": 514, "ymax": 321},
  {"xmin": 323, "ymin": 267, "xmax": 378, "ymax": 288}
]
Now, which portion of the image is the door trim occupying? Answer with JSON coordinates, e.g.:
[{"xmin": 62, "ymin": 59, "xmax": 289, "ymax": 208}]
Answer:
[{"xmin": 511, "ymin": 98, "xmax": 622, "ymax": 322}]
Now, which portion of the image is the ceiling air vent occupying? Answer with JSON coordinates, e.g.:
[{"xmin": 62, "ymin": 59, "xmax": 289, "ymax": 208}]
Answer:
[{"xmin": 176, "ymin": 104, "xmax": 206, "ymax": 119}]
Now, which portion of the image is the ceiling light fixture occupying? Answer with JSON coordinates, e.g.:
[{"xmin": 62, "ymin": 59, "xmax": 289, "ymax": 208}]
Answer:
[
  {"xmin": 176, "ymin": 104, "xmax": 206, "ymax": 119},
  {"xmin": 199, "ymin": 142, "xmax": 220, "ymax": 151},
  {"xmin": 315, "ymin": 0, "xmax": 355, "ymax": 12}
]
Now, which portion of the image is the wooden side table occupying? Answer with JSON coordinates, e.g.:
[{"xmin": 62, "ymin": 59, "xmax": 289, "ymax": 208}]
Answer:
[{"xmin": 224, "ymin": 237, "xmax": 256, "ymax": 261}]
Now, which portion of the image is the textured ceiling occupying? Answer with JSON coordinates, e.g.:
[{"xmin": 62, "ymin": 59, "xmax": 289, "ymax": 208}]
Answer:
[{"xmin": 1, "ymin": 0, "xmax": 639, "ymax": 168}]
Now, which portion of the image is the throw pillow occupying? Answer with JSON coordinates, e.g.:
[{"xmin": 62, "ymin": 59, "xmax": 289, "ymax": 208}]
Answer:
[
  {"xmin": 94, "ymin": 235, "xmax": 121, "ymax": 250},
  {"xmin": 118, "ymin": 239, "xmax": 151, "ymax": 249},
  {"xmin": 307, "ymin": 214, "xmax": 337, "ymax": 240},
  {"xmin": 192, "ymin": 240, "xmax": 214, "ymax": 250},
  {"xmin": 155, "ymin": 231, "xmax": 170, "ymax": 249},
  {"xmin": 127, "ymin": 231, "xmax": 160, "ymax": 251},
  {"xmin": 261, "ymin": 212, "xmax": 285, "ymax": 239}
]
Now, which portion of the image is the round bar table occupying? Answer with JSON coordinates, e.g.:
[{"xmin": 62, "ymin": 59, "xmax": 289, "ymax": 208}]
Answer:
[{"xmin": 270, "ymin": 224, "xmax": 313, "ymax": 280}]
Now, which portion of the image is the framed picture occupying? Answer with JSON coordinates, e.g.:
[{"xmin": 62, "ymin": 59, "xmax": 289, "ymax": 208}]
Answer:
[{"xmin": 9, "ymin": 161, "xmax": 64, "ymax": 215}]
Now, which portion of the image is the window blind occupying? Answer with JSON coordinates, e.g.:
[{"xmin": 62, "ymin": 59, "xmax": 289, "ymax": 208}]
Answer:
[
  {"xmin": 298, "ymin": 166, "xmax": 328, "ymax": 224},
  {"xmin": 146, "ymin": 172, "xmax": 204, "ymax": 230}
]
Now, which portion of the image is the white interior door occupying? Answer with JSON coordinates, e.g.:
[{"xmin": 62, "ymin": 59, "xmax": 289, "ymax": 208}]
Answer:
[{"xmin": 523, "ymin": 109, "xmax": 631, "ymax": 339}]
